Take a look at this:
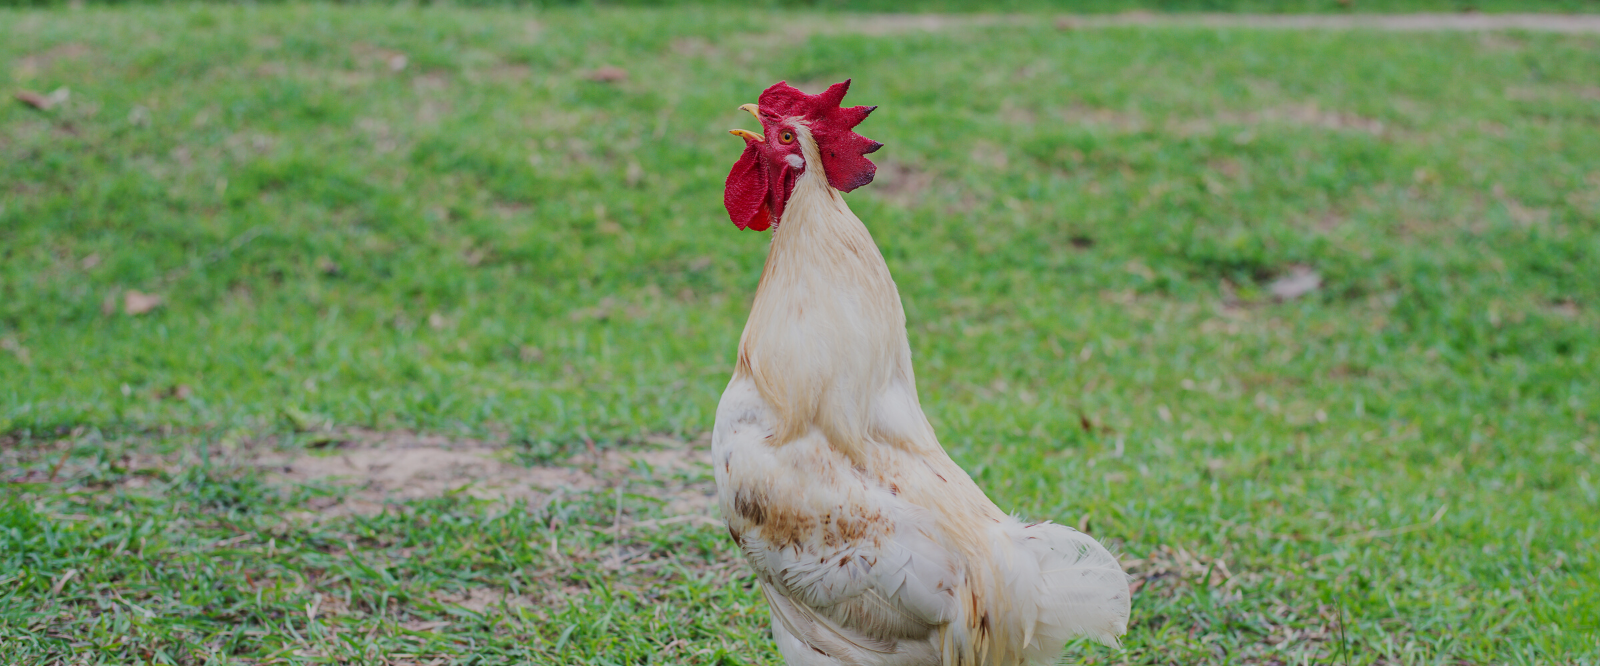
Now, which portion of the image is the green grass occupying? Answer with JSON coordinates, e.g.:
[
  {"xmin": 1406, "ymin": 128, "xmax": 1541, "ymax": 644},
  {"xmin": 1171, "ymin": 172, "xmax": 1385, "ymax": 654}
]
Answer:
[
  {"xmin": 5, "ymin": 0, "xmax": 1600, "ymax": 13},
  {"xmin": 3, "ymin": 4, "xmax": 1599, "ymax": 664}
]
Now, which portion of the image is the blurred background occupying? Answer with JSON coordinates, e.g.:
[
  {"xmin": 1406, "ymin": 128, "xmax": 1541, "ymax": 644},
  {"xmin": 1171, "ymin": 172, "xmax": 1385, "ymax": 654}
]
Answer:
[{"xmin": 3, "ymin": 1, "xmax": 1598, "ymax": 664}]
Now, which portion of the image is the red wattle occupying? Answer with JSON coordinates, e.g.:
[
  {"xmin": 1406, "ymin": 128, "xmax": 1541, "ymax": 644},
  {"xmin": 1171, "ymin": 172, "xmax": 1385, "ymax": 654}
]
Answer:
[
  {"xmin": 747, "ymin": 204, "xmax": 771, "ymax": 231},
  {"xmin": 724, "ymin": 143, "xmax": 767, "ymax": 230}
]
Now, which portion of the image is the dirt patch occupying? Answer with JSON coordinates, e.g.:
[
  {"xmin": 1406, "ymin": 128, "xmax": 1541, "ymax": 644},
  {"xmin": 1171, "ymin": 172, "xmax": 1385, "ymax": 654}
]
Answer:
[
  {"xmin": 411, "ymin": 71, "xmax": 451, "ymax": 94},
  {"xmin": 261, "ymin": 429, "xmax": 716, "ymax": 519},
  {"xmin": 224, "ymin": 131, "xmax": 275, "ymax": 161},
  {"xmin": 833, "ymin": 14, "xmax": 1021, "ymax": 36},
  {"xmin": 998, "ymin": 102, "xmax": 1039, "ymax": 126},
  {"xmin": 1173, "ymin": 103, "xmax": 1387, "ymax": 137},
  {"xmin": 267, "ymin": 446, "xmax": 586, "ymax": 515},
  {"xmin": 13, "ymin": 43, "xmax": 91, "ymax": 79},
  {"xmin": 784, "ymin": 13, "xmax": 1600, "ymax": 38},
  {"xmin": 1058, "ymin": 12, "xmax": 1600, "ymax": 33},
  {"xmin": 1060, "ymin": 104, "xmax": 1148, "ymax": 133},
  {"xmin": 1125, "ymin": 543, "xmax": 1259, "ymax": 600},
  {"xmin": 869, "ymin": 160, "xmax": 937, "ymax": 208},
  {"xmin": 348, "ymin": 42, "xmax": 409, "ymax": 73},
  {"xmin": 478, "ymin": 62, "xmax": 532, "ymax": 84},
  {"xmin": 669, "ymin": 36, "xmax": 721, "ymax": 59},
  {"xmin": 1049, "ymin": 103, "xmax": 1385, "ymax": 138},
  {"xmin": 430, "ymin": 587, "xmax": 534, "ymax": 614},
  {"xmin": 967, "ymin": 141, "xmax": 1010, "ymax": 171},
  {"xmin": 1124, "ymin": 544, "xmax": 1361, "ymax": 662}
]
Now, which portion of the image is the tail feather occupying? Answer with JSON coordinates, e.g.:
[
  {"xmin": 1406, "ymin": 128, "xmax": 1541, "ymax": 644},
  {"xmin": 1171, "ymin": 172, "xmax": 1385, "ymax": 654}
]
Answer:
[{"xmin": 997, "ymin": 520, "xmax": 1130, "ymax": 662}]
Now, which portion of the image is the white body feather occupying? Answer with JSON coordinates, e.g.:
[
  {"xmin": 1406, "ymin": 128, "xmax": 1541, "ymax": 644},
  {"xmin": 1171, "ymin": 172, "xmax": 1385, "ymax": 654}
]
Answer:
[{"xmin": 713, "ymin": 125, "xmax": 1130, "ymax": 665}]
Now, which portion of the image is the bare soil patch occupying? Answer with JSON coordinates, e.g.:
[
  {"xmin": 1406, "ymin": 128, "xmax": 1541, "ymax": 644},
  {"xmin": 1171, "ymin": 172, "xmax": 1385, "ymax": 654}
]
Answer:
[
  {"xmin": 13, "ymin": 43, "xmax": 92, "ymax": 79},
  {"xmin": 261, "ymin": 429, "xmax": 716, "ymax": 520},
  {"xmin": 1067, "ymin": 12, "xmax": 1600, "ymax": 33},
  {"xmin": 1125, "ymin": 543, "xmax": 1257, "ymax": 600},
  {"xmin": 1049, "ymin": 102, "xmax": 1387, "ymax": 139},
  {"xmin": 797, "ymin": 13, "xmax": 1600, "ymax": 37},
  {"xmin": 429, "ymin": 586, "xmax": 534, "ymax": 614},
  {"xmin": 267, "ymin": 443, "xmax": 584, "ymax": 516},
  {"xmin": 1175, "ymin": 103, "xmax": 1388, "ymax": 136},
  {"xmin": 3, "ymin": 427, "xmax": 718, "ymax": 525},
  {"xmin": 1059, "ymin": 104, "xmax": 1148, "ymax": 133},
  {"xmin": 870, "ymin": 160, "xmax": 938, "ymax": 208}
]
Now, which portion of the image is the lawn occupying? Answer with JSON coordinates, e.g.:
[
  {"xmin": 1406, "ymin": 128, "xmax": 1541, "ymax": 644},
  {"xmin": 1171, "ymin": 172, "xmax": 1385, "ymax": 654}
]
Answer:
[{"xmin": 2, "ymin": 4, "xmax": 1598, "ymax": 664}]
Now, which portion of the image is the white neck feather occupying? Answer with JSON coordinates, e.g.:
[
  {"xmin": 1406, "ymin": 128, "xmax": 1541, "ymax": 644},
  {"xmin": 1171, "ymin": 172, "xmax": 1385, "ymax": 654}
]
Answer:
[{"xmin": 734, "ymin": 126, "xmax": 930, "ymax": 461}]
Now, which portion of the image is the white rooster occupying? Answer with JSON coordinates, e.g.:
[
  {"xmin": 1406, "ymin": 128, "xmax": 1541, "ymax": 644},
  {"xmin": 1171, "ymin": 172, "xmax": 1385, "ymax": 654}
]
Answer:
[{"xmin": 711, "ymin": 80, "xmax": 1131, "ymax": 666}]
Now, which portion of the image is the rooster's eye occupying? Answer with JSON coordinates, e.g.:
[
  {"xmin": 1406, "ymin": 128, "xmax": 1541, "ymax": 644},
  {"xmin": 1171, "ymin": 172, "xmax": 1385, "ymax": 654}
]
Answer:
[{"xmin": 779, "ymin": 130, "xmax": 795, "ymax": 144}]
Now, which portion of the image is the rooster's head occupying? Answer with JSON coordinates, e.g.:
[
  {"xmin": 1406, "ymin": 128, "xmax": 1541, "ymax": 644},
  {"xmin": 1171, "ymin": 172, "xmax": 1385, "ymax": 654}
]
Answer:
[{"xmin": 724, "ymin": 80, "xmax": 882, "ymax": 231}]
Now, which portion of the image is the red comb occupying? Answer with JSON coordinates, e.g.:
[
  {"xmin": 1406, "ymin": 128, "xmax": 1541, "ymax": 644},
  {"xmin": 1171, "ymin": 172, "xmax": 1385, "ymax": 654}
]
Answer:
[{"xmin": 758, "ymin": 80, "xmax": 882, "ymax": 192}]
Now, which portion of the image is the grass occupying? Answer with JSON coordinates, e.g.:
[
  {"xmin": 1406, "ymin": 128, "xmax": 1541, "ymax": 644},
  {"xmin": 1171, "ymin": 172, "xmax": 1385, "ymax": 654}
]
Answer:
[
  {"xmin": 3, "ymin": 4, "xmax": 1598, "ymax": 664},
  {"xmin": 6, "ymin": 1, "xmax": 1600, "ymax": 13}
]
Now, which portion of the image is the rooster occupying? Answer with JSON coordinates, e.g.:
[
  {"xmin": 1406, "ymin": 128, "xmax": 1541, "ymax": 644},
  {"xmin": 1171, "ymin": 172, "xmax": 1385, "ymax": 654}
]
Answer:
[{"xmin": 711, "ymin": 80, "xmax": 1131, "ymax": 666}]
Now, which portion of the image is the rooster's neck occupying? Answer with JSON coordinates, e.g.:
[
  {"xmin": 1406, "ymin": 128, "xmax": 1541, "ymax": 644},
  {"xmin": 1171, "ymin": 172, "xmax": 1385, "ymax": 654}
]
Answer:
[{"xmin": 734, "ymin": 131, "xmax": 926, "ymax": 459}]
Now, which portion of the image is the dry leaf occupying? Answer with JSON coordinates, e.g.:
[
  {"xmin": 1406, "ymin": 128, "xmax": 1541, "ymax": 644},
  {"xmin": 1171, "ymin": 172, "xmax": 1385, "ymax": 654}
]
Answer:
[
  {"xmin": 15, "ymin": 89, "xmax": 69, "ymax": 110},
  {"xmin": 80, "ymin": 253, "xmax": 101, "ymax": 270},
  {"xmin": 428, "ymin": 312, "xmax": 446, "ymax": 330},
  {"xmin": 51, "ymin": 569, "xmax": 77, "ymax": 594},
  {"xmin": 586, "ymin": 66, "xmax": 628, "ymax": 83},
  {"xmin": 1268, "ymin": 265, "xmax": 1321, "ymax": 300},
  {"xmin": 16, "ymin": 90, "xmax": 49, "ymax": 109},
  {"xmin": 123, "ymin": 290, "xmax": 163, "ymax": 315},
  {"xmin": 387, "ymin": 54, "xmax": 408, "ymax": 72}
]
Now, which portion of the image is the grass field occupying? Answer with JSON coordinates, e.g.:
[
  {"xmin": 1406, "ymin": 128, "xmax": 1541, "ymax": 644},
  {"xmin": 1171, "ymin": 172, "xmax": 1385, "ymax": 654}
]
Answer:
[
  {"xmin": 3, "ymin": 4, "xmax": 1599, "ymax": 664},
  {"xmin": 6, "ymin": 1, "xmax": 1600, "ymax": 12}
]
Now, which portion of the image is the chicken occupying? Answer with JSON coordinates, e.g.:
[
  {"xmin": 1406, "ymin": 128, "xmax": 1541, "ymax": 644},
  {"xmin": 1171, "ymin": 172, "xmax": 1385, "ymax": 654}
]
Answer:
[{"xmin": 711, "ymin": 80, "xmax": 1131, "ymax": 666}]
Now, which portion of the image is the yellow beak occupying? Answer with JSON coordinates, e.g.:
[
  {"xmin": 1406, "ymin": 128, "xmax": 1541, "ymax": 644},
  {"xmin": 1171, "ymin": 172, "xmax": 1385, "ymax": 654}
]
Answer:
[{"xmin": 730, "ymin": 103, "xmax": 764, "ymax": 142}]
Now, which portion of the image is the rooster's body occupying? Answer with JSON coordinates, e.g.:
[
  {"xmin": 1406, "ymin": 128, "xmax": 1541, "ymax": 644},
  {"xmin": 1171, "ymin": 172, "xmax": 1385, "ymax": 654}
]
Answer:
[{"xmin": 713, "ymin": 81, "xmax": 1130, "ymax": 666}]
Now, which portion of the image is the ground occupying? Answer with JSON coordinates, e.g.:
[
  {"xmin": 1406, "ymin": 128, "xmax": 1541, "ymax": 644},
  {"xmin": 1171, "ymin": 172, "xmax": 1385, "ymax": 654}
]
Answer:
[{"xmin": 2, "ymin": 5, "xmax": 1598, "ymax": 665}]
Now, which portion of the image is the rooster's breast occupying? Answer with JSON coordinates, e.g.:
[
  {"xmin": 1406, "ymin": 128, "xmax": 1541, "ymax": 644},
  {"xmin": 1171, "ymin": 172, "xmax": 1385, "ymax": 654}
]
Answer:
[
  {"xmin": 712, "ymin": 375, "xmax": 894, "ymax": 565},
  {"xmin": 712, "ymin": 376, "xmax": 960, "ymax": 664}
]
